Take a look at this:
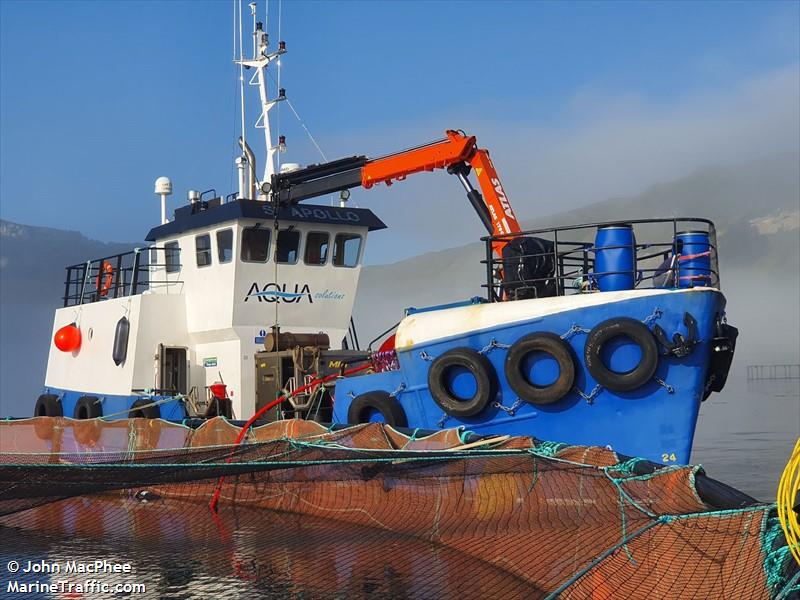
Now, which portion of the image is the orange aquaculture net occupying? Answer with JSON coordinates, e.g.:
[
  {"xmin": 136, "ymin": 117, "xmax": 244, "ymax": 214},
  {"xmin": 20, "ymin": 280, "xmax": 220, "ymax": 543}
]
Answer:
[{"xmin": 0, "ymin": 417, "xmax": 797, "ymax": 599}]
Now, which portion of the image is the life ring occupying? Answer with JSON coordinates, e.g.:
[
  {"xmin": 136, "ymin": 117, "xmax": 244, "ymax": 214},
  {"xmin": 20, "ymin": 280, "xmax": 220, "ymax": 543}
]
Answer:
[
  {"xmin": 34, "ymin": 393, "xmax": 63, "ymax": 417},
  {"xmin": 348, "ymin": 391, "xmax": 408, "ymax": 427},
  {"xmin": 584, "ymin": 317, "xmax": 658, "ymax": 392},
  {"xmin": 504, "ymin": 333, "xmax": 575, "ymax": 405},
  {"xmin": 73, "ymin": 395, "xmax": 103, "ymax": 419},
  {"xmin": 128, "ymin": 398, "xmax": 161, "ymax": 419},
  {"xmin": 427, "ymin": 347, "xmax": 497, "ymax": 418},
  {"xmin": 95, "ymin": 261, "xmax": 114, "ymax": 297}
]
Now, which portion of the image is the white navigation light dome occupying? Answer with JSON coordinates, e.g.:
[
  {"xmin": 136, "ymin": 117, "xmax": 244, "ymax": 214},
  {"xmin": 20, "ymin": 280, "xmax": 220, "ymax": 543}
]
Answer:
[
  {"xmin": 279, "ymin": 163, "xmax": 301, "ymax": 174},
  {"xmin": 154, "ymin": 176, "xmax": 173, "ymax": 195}
]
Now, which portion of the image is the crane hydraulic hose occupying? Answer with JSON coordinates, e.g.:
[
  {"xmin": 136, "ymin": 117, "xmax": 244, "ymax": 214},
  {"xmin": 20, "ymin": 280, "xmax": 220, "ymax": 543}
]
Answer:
[
  {"xmin": 777, "ymin": 437, "xmax": 800, "ymax": 566},
  {"xmin": 209, "ymin": 362, "xmax": 372, "ymax": 511}
]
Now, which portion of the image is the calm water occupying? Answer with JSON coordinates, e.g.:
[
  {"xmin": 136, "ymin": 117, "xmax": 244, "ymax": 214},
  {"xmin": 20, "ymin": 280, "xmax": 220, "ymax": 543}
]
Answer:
[{"xmin": 692, "ymin": 373, "xmax": 800, "ymax": 501}]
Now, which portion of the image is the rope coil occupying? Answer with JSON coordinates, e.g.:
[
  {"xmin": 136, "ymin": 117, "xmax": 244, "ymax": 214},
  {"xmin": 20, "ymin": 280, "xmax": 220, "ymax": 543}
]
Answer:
[{"xmin": 777, "ymin": 438, "xmax": 800, "ymax": 566}]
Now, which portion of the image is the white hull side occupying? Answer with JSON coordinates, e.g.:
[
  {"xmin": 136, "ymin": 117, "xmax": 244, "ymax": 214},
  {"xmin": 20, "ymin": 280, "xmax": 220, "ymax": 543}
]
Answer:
[
  {"xmin": 45, "ymin": 294, "xmax": 189, "ymax": 396},
  {"xmin": 395, "ymin": 287, "xmax": 719, "ymax": 350}
]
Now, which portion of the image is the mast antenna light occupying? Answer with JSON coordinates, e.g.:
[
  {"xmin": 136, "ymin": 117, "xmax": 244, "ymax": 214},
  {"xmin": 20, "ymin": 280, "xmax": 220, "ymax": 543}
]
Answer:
[{"xmin": 234, "ymin": 0, "xmax": 287, "ymax": 187}]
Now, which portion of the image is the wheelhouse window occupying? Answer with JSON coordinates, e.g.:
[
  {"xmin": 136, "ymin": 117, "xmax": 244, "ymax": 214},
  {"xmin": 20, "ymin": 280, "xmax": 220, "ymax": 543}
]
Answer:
[
  {"xmin": 217, "ymin": 229, "xmax": 233, "ymax": 263},
  {"xmin": 241, "ymin": 226, "xmax": 270, "ymax": 263},
  {"xmin": 195, "ymin": 234, "xmax": 212, "ymax": 267},
  {"xmin": 276, "ymin": 229, "xmax": 300, "ymax": 264},
  {"xmin": 333, "ymin": 234, "xmax": 362, "ymax": 267},
  {"xmin": 164, "ymin": 241, "xmax": 181, "ymax": 273},
  {"xmin": 304, "ymin": 232, "xmax": 330, "ymax": 265}
]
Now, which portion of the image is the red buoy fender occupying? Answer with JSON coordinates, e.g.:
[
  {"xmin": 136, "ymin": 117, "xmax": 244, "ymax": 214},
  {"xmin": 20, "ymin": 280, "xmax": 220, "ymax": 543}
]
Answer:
[{"xmin": 54, "ymin": 323, "xmax": 82, "ymax": 352}]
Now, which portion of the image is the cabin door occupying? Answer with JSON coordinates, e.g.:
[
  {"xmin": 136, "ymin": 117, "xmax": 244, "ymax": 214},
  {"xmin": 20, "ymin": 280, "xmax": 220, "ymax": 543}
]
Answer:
[
  {"xmin": 159, "ymin": 345, "xmax": 187, "ymax": 395},
  {"xmin": 254, "ymin": 352, "xmax": 293, "ymax": 422}
]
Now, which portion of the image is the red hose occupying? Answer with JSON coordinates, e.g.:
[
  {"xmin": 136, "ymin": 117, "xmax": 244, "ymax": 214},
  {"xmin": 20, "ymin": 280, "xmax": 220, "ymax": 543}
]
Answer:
[{"xmin": 209, "ymin": 362, "xmax": 371, "ymax": 511}]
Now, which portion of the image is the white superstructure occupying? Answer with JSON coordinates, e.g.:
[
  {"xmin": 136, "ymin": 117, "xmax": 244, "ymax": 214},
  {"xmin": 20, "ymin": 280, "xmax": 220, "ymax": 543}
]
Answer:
[
  {"xmin": 45, "ymin": 193, "xmax": 383, "ymax": 418},
  {"xmin": 43, "ymin": 3, "xmax": 385, "ymax": 419}
]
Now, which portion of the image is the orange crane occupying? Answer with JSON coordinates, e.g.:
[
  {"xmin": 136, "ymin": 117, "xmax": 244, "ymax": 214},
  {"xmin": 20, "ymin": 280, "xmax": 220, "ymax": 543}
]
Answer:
[{"xmin": 270, "ymin": 130, "xmax": 522, "ymax": 256}]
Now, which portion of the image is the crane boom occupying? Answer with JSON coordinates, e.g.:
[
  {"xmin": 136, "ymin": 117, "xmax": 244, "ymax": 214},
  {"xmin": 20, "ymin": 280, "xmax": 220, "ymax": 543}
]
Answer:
[
  {"xmin": 361, "ymin": 130, "xmax": 476, "ymax": 187},
  {"xmin": 270, "ymin": 130, "xmax": 522, "ymax": 255}
]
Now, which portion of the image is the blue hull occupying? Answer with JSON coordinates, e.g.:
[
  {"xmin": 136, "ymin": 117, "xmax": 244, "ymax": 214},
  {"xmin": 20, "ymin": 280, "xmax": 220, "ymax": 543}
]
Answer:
[
  {"xmin": 333, "ymin": 289, "xmax": 728, "ymax": 464},
  {"xmin": 39, "ymin": 389, "xmax": 187, "ymax": 421}
]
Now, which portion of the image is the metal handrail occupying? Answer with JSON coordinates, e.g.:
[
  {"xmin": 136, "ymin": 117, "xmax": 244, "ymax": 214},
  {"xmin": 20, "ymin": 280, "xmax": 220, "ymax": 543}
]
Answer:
[
  {"xmin": 480, "ymin": 218, "xmax": 719, "ymax": 302},
  {"xmin": 63, "ymin": 246, "xmax": 184, "ymax": 307},
  {"xmin": 484, "ymin": 217, "xmax": 715, "ymax": 240}
]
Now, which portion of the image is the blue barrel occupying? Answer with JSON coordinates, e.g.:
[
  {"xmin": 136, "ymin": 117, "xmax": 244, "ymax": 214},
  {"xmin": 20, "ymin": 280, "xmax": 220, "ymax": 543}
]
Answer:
[
  {"xmin": 594, "ymin": 224, "xmax": 636, "ymax": 291},
  {"xmin": 676, "ymin": 231, "xmax": 712, "ymax": 287}
]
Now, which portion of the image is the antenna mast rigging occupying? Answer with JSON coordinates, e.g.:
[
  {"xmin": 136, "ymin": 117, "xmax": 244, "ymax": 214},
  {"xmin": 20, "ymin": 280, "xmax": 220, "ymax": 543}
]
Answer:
[{"xmin": 234, "ymin": 0, "xmax": 286, "ymax": 198}]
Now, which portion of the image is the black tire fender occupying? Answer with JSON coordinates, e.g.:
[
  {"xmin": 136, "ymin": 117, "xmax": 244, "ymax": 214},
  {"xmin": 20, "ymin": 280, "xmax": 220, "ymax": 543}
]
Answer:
[
  {"xmin": 427, "ymin": 347, "xmax": 497, "ymax": 418},
  {"xmin": 73, "ymin": 395, "xmax": 103, "ymax": 420},
  {"xmin": 34, "ymin": 394, "xmax": 63, "ymax": 417},
  {"xmin": 347, "ymin": 391, "xmax": 408, "ymax": 427},
  {"xmin": 128, "ymin": 398, "xmax": 161, "ymax": 419},
  {"xmin": 584, "ymin": 317, "xmax": 659, "ymax": 392},
  {"xmin": 504, "ymin": 333, "xmax": 576, "ymax": 405}
]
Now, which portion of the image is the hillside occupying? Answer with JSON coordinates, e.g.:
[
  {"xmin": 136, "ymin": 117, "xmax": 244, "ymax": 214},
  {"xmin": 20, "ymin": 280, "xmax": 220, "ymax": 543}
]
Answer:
[{"xmin": 0, "ymin": 223, "xmax": 136, "ymax": 415}]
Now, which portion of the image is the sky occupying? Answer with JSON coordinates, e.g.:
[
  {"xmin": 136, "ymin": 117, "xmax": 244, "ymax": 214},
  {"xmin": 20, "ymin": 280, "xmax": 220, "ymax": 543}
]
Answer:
[{"xmin": 1, "ymin": 0, "xmax": 798, "ymax": 264}]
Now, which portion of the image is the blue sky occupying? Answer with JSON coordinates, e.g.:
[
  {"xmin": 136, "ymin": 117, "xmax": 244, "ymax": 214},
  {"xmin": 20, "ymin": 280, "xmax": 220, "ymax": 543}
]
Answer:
[{"xmin": 1, "ymin": 0, "xmax": 798, "ymax": 263}]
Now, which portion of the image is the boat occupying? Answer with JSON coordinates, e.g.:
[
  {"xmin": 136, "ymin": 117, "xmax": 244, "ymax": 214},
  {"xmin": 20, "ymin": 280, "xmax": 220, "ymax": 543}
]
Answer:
[{"xmin": 29, "ymin": 3, "xmax": 738, "ymax": 466}]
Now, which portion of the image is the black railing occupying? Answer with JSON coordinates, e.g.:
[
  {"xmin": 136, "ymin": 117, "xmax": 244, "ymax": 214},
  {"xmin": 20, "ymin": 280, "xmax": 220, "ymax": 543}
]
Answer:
[
  {"xmin": 481, "ymin": 218, "xmax": 718, "ymax": 302},
  {"xmin": 63, "ymin": 246, "xmax": 183, "ymax": 307},
  {"xmin": 746, "ymin": 364, "xmax": 800, "ymax": 380}
]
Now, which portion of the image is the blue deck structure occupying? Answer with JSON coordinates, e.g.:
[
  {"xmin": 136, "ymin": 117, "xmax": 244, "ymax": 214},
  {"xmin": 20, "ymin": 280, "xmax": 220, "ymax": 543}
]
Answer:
[{"xmin": 333, "ymin": 219, "xmax": 737, "ymax": 465}]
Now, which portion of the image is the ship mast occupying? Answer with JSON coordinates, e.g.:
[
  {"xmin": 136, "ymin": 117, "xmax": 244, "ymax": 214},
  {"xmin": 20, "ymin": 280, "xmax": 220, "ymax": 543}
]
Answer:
[{"xmin": 235, "ymin": 1, "xmax": 286, "ymax": 199}]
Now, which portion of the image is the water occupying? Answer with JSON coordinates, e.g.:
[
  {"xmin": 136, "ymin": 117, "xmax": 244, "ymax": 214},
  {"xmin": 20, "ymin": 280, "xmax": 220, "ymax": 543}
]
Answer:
[
  {"xmin": 691, "ymin": 373, "xmax": 800, "ymax": 501},
  {"xmin": 1, "ymin": 500, "xmax": 453, "ymax": 599}
]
